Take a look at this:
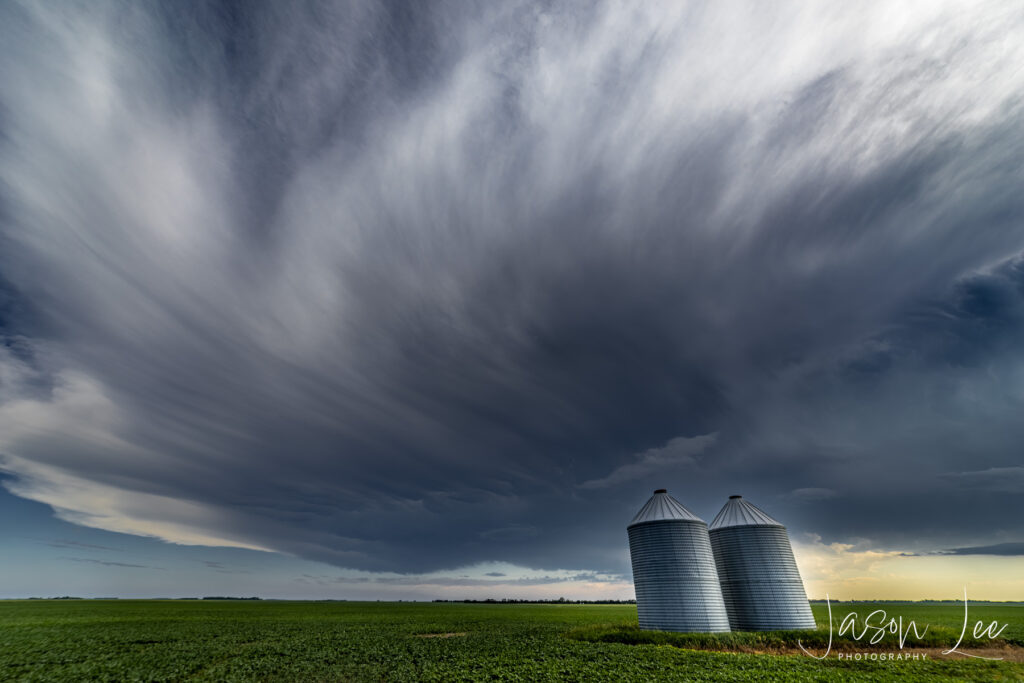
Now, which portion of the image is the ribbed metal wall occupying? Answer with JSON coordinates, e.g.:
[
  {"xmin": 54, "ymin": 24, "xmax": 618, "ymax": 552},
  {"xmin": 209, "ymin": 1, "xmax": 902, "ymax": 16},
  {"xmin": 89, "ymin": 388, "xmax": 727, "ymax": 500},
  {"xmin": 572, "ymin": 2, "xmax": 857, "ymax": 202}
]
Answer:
[
  {"xmin": 628, "ymin": 494, "xmax": 730, "ymax": 632},
  {"xmin": 709, "ymin": 500, "xmax": 815, "ymax": 631}
]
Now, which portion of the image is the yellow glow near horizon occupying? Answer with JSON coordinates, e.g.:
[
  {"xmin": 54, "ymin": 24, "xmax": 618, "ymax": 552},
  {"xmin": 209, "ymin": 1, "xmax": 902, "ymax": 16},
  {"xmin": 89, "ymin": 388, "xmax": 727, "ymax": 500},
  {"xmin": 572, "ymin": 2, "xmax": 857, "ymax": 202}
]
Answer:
[{"xmin": 793, "ymin": 540, "xmax": 1024, "ymax": 601}]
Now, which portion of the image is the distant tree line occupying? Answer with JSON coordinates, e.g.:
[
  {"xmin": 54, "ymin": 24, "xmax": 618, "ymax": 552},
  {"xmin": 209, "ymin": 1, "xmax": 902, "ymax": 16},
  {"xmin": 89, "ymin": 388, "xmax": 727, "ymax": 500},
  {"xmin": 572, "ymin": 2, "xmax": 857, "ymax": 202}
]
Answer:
[
  {"xmin": 200, "ymin": 596, "xmax": 262, "ymax": 600},
  {"xmin": 431, "ymin": 598, "xmax": 636, "ymax": 604},
  {"xmin": 26, "ymin": 596, "xmax": 84, "ymax": 600}
]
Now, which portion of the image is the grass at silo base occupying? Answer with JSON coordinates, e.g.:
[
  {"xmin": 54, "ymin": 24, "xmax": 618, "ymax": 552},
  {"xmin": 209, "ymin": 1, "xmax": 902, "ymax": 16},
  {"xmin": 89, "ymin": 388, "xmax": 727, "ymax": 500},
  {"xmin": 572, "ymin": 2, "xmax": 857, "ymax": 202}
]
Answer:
[
  {"xmin": 1, "ymin": 600, "xmax": 1023, "ymax": 681},
  {"xmin": 570, "ymin": 602, "xmax": 1024, "ymax": 654}
]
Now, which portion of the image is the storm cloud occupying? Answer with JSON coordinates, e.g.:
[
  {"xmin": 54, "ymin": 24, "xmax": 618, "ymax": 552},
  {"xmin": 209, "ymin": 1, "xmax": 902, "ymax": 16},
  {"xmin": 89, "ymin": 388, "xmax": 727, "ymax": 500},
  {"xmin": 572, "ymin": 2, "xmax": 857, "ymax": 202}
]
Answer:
[
  {"xmin": 941, "ymin": 543, "xmax": 1024, "ymax": 557},
  {"xmin": 2, "ymin": 1, "xmax": 1024, "ymax": 580}
]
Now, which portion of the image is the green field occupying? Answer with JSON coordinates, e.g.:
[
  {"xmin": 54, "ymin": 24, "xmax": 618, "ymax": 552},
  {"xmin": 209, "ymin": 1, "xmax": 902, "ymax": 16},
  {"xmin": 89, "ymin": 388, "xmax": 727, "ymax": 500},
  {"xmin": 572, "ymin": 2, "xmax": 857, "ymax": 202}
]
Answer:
[{"xmin": 1, "ymin": 600, "xmax": 1022, "ymax": 681}]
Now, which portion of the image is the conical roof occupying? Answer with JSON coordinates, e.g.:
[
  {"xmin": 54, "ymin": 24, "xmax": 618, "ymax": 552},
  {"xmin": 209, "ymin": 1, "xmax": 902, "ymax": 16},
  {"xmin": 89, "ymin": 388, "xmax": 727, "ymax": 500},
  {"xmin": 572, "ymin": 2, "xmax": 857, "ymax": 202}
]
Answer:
[
  {"xmin": 628, "ymin": 489, "xmax": 704, "ymax": 527},
  {"xmin": 709, "ymin": 495, "xmax": 781, "ymax": 530}
]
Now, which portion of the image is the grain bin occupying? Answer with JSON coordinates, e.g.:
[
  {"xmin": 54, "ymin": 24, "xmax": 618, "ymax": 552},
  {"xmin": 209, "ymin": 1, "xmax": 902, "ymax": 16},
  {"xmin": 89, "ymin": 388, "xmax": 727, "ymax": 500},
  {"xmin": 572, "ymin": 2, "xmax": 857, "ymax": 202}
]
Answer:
[
  {"xmin": 627, "ymin": 489, "xmax": 730, "ymax": 632},
  {"xmin": 708, "ymin": 495, "xmax": 815, "ymax": 631}
]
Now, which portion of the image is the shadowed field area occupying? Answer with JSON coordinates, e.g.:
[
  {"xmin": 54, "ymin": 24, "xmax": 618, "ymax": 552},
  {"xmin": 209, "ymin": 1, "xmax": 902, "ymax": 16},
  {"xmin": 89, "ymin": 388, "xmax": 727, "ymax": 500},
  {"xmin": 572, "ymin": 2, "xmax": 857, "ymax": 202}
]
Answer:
[{"xmin": 1, "ymin": 600, "xmax": 1022, "ymax": 681}]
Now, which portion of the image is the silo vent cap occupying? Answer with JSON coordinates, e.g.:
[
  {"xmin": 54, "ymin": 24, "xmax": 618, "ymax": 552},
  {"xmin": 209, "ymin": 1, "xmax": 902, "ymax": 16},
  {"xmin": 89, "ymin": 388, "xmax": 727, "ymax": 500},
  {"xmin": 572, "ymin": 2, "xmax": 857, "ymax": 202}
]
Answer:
[
  {"xmin": 629, "ymin": 489, "xmax": 704, "ymax": 527},
  {"xmin": 709, "ymin": 495, "xmax": 782, "ymax": 530},
  {"xmin": 654, "ymin": 488, "xmax": 667, "ymax": 494}
]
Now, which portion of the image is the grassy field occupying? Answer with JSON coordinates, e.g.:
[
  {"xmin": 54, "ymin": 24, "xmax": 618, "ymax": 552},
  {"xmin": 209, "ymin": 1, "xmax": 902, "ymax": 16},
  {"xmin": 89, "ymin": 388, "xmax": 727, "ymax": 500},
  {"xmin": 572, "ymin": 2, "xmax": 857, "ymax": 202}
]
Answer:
[{"xmin": 1, "ymin": 600, "xmax": 1022, "ymax": 681}]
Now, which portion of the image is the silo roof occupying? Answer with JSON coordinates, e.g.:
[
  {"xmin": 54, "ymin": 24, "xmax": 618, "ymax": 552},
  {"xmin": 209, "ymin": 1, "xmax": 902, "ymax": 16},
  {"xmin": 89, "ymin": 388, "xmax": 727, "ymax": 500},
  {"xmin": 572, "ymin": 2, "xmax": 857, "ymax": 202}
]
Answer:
[
  {"xmin": 628, "ymin": 489, "xmax": 704, "ymax": 527},
  {"xmin": 709, "ymin": 495, "xmax": 782, "ymax": 530}
]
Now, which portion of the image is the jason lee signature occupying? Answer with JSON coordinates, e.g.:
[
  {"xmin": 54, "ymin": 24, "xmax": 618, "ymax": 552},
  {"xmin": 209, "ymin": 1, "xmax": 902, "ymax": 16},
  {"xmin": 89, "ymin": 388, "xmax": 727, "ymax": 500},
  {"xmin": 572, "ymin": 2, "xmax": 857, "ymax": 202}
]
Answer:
[{"xmin": 799, "ymin": 587, "xmax": 1009, "ymax": 660}]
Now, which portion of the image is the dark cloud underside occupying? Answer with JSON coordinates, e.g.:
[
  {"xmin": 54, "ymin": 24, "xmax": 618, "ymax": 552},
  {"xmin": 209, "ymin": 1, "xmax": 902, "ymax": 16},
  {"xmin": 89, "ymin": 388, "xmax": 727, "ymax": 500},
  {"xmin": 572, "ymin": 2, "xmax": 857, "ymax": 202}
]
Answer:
[{"xmin": 1, "ymin": 1, "xmax": 1023, "ymax": 576}]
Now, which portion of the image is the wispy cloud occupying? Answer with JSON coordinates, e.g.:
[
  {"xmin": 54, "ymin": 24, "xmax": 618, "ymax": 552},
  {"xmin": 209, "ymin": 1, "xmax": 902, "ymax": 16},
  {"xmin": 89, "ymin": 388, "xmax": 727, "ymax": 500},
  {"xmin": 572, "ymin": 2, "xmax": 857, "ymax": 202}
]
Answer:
[
  {"xmin": 46, "ymin": 540, "xmax": 121, "ymax": 552},
  {"xmin": 0, "ymin": 1, "xmax": 1023, "ymax": 582},
  {"xmin": 323, "ymin": 568, "xmax": 626, "ymax": 588},
  {"xmin": 940, "ymin": 467, "xmax": 1024, "ymax": 493},
  {"xmin": 478, "ymin": 526, "xmax": 539, "ymax": 541},
  {"xmin": 579, "ymin": 434, "xmax": 718, "ymax": 490},
  {"xmin": 64, "ymin": 557, "xmax": 160, "ymax": 570},
  {"xmin": 940, "ymin": 543, "xmax": 1024, "ymax": 556},
  {"xmin": 201, "ymin": 560, "xmax": 250, "ymax": 574}
]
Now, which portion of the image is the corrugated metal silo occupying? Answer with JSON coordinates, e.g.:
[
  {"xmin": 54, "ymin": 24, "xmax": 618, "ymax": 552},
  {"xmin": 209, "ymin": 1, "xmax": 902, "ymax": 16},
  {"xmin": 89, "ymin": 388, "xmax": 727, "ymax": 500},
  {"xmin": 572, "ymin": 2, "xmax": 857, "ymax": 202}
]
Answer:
[
  {"xmin": 627, "ymin": 489, "xmax": 730, "ymax": 632},
  {"xmin": 708, "ymin": 495, "xmax": 816, "ymax": 631}
]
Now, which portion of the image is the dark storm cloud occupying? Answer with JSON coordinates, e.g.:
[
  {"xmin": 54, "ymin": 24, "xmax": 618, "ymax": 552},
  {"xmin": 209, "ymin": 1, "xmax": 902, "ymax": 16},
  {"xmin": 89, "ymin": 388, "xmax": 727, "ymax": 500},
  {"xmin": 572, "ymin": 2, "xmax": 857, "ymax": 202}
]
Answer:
[
  {"xmin": 1, "ymin": 0, "xmax": 1024, "ymax": 580},
  {"xmin": 941, "ymin": 543, "xmax": 1024, "ymax": 557},
  {"xmin": 787, "ymin": 489, "xmax": 839, "ymax": 503},
  {"xmin": 702, "ymin": 253, "xmax": 1024, "ymax": 552}
]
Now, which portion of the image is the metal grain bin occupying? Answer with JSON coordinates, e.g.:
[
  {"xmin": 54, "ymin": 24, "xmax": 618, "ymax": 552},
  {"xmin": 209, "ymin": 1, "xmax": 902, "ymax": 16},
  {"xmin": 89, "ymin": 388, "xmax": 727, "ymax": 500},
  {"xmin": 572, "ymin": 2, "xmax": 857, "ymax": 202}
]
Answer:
[
  {"xmin": 627, "ymin": 489, "xmax": 730, "ymax": 632},
  {"xmin": 709, "ymin": 495, "xmax": 815, "ymax": 631}
]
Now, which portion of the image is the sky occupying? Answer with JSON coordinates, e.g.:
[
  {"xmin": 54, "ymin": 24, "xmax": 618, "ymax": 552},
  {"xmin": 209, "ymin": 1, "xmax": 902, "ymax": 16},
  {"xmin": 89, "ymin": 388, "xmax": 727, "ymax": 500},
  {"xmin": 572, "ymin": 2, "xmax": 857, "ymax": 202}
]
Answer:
[{"xmin": 1, "ymin": 0, "xmax": 1023, "ymax": 601}]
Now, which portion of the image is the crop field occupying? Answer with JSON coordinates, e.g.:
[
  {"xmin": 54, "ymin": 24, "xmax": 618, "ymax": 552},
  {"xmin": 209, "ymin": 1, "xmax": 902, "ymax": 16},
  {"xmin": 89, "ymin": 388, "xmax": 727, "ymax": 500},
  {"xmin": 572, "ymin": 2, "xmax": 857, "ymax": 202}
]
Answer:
[{"xmin": 1, "ymin": 600, "xmax": 1023, "ymax": 681}]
